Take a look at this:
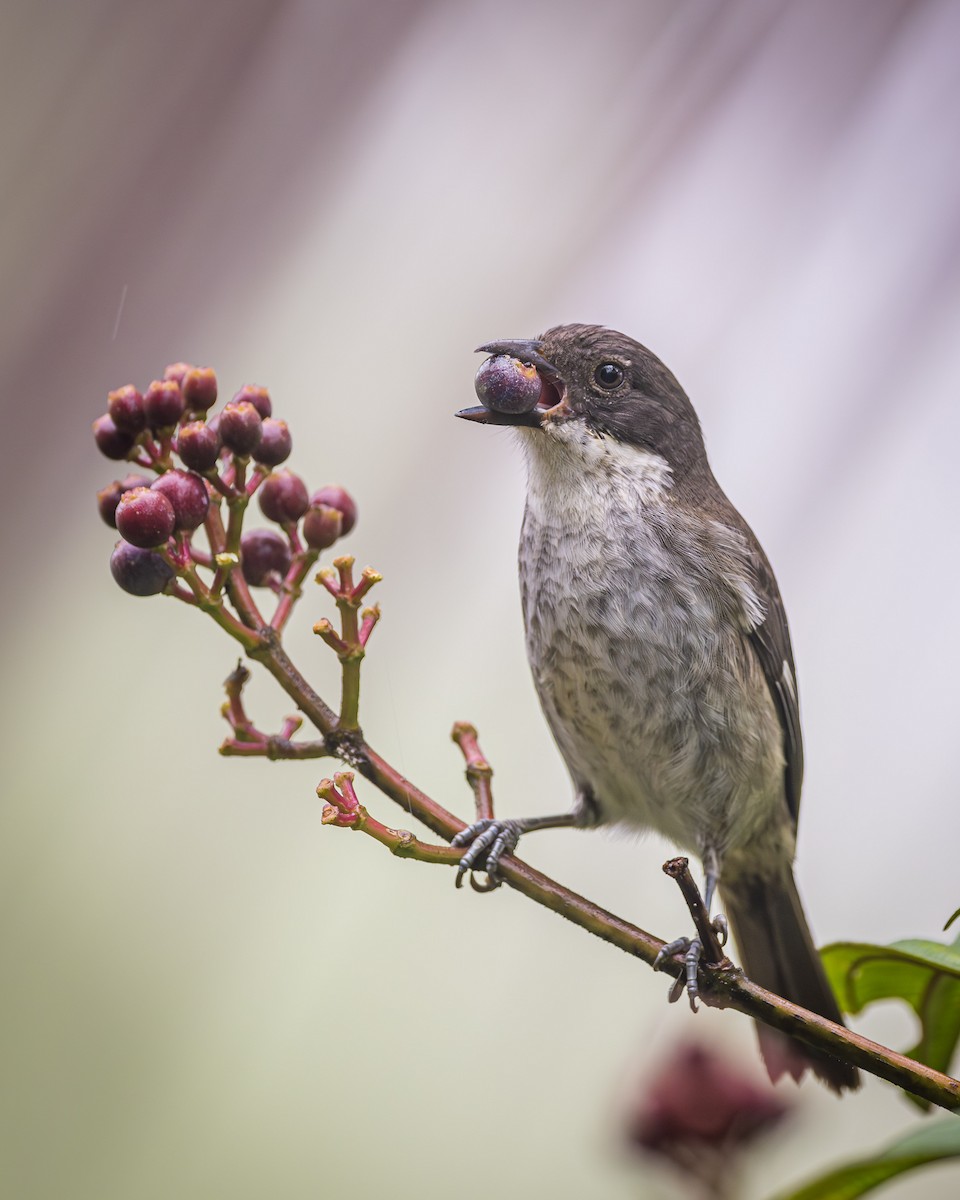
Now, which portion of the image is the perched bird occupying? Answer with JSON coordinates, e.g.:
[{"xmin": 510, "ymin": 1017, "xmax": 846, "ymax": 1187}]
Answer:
[{"xmin": 454, "ymin": 324, "xmax": 858, "ymax": 1092}]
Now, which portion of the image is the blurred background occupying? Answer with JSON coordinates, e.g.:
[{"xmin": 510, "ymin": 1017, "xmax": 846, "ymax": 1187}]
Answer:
[{"xmin": 2, "ymin": 1, "xmax": 959, "ymax": 1196}]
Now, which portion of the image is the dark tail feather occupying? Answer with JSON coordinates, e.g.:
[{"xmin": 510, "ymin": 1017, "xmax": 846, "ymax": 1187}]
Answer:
[{"xmin": 720, "ymin": 869, "xmax": 860, "ymax": 1093}]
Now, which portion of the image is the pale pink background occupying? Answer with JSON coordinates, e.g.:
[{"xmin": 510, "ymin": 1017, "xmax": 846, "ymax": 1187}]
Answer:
[{"xmin": 2, "ymin": 3, "xmax": 959, "ymax": 1197}]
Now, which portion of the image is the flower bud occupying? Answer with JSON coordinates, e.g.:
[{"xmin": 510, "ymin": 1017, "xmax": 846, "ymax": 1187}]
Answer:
[
  {"xmin": 232, "ymin": 384, "xmax": 272, "ymax": 419},
  {"xmin": 219, "ymin": 400, "xmax": 263, "ymax": 455},
  {"xmin": 310, "ymin": 485, "xmax": 357, "ymax": 536},
  {"xmin": 93, "ymin": 414, "xmax": 135, "ymax": 460},
  {"xmin": 176, "ymin": 421, "xmax": 221, "ymax": 471},
  {"xmin": 181, "ymin": 366, "xmax": 218, "ymax": 412},
  {"xmin": 115, "ymin": 486, "xmax": 176, "ymax": 548},
  {"xmin": 110, "ymin": 541, "xmax": 175, "ymax": 596},
  {"xmin": 251, "ymin": 418, "xmax": 292, "ymax": 466},
  {"xmin": 144, "ymin": 379, "xmax": 185, "ymax": 429},
  {"xmin": 240, "ymin": 529, "xmax": 292, "ymax": 586},
  {"xmin": 302, "ymin": 504, "xmax": 343, "ymax": 550},
  {"xmin": 259, "ymin": 470, "xmax": 309, "ymax": 525},
  {"xmin": 107, "ymin": 385, "xmax": 146, "ymax": 433},
  {"xmin": 151, "ymin": 469, "xmax": 209, "ymax": 530},
  {"xmin": 97, "ymin": 472, "xmax": 153, "ymax": 527},
  {"xmin": 162, "ymin": 362, "xmax": 193, "ymax": 387}
]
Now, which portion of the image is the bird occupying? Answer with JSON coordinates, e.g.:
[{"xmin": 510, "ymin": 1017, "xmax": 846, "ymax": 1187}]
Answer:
[{"xmin": 453, "ymin": 323, "xmax": 859, "ymax": 1092}]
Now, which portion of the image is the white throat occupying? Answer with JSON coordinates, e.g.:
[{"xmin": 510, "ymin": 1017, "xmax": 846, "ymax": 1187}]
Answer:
[{"xmin": 518, "ymin": 421, "xmax": 673, "ymax": 525}]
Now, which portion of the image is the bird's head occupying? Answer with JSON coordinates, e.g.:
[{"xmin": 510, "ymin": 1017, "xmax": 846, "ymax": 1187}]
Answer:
[{"xmin": 458, "ymin": 324, "xmax": 709, "ymax": 480}]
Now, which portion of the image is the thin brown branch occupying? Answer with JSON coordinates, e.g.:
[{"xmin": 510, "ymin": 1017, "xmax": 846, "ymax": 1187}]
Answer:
[
  {"xmin": 451, "ymin": 721, "xmax": 495, "ymax": 821},
  {"xmin": 311, "ymin": 556, "xmax": 381, "ymax": 733},
  {"xmin": 220, "ymin": 737, "xmax": 329, "ymax": 759},
  {"xmin": 219, "ymin": 662, "xmax": 329, "ymax": 759},
  {"xmin": 663, "ymin": 857, "xmax": 727, "ymax": 966},
  {"xmin": 271, "ymin": 548, "xmax": 320, "ymax": 633}
]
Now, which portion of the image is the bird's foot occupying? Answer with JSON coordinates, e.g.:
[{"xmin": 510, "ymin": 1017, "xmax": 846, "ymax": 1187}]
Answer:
[
  {"xmin": 451, "ymin": 819, "xmax": 523, "ymax": 890},
  {"xmin": 653, "ymin": 915, "xmax": 728, "ymax": 1012}
]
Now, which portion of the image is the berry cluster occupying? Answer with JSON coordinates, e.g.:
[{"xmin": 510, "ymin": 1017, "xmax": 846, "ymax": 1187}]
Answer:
[{"xmin": 94, "ymin": 363, "xmax": 357, "ymax": 617}]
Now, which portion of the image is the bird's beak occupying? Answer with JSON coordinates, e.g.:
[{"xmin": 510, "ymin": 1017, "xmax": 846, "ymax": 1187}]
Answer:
[{"xmin": 456, "ymin": 339, "xmax": 566, "ymax": 427}]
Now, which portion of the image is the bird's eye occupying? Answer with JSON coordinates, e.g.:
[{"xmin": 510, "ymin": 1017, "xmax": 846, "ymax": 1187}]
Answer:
[{"xmin": 594, "ymin": 363, "xmax": 624, "ymax": 389}]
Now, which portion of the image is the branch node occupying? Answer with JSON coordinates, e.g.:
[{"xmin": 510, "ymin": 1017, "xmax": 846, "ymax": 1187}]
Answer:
[
  {"xmin": 662, "ymin": 857, "xmax": 729, "ymax": 968},
  {"xmin": 452, "ymin": 720, "xmax": 495, "ymax": 821}
]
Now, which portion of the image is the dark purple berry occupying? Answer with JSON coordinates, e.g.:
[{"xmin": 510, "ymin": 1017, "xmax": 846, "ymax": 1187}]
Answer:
[
  {"xmin": 252, "ymin": 419, "xmax": 292, "ymax": 466},
  {"xmin": 144, "ymin": 379, "xmax": 185, "ymax": 428},
  {"xmin": 97, "ymin": 481, "xmax": 124, "ymax": 527},
  {"xmin": 163, "ymin": 362, "xmax": 193, "ymax": 387},
  {"xmin": 182, "ymin": 366, "xmax": 218, "ymax": 412},
  {"xmin": 97, "ymin": 473, "xmax": 153, "ymax": 527},
  {"xmin": 93, "ymin": 414, "xmax": 135, "ymax": 460},
  {"xmin": 151, "ymin": 470, "xmax": 209, "ymax": 531},
  {"xmin": 233, "ymin": 385, "xmax": 272, "ymax": 419},
  {"xmin": 115, "ymin": 487, "xmax": 176, "ymax": 548},
  {"xmin": 310, "ymin": 485, "xmax": 357, "ymax": 536},
  {"xmin": 219, "ymin": 400, "xmax": 263, "ymax": 455},
  {"xmin": 110, "ymin": 540, "xmax": 175, "ymax": 596},
  {"xmin": 240, "ymin": 529, "xmax": 292, "ymax": 586},
  {"xmin": 259, "ymin": 470, "xmax": 309, "ymax": 525},
  {"xmin": 302, "ymin": 504, "xmax": 343, "ymax": 550},
  {"xmin": 107, "ymin": 385, "xmax": 146, "ymax": 433},
  {"xmin": 475, "ymin": 355, "xmax": 543, "ymax": 414},
  {"xmin": 176, "ymin": 421, "xmax": 221, "ymax": 471}
]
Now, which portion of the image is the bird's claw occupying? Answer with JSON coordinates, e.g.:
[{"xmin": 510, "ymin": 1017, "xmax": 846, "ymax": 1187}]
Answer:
[
  {"xmin": 654, "ymin": 935, "xmax": 694, "ymax": 971},
  {"xmin": 655, "ymin": 937, "xmax": 702, "ymax": 1009},
  {"xmin": 451, "ymin": 819, "xmax": 522, "ymax": 889},
  {"xmin": 654, "ymin": 913, "xmax": 727, "ymax": 1013},
  {"xmin": 655, "ymin": 937, "xmax": 705, "ymax": 1012}
]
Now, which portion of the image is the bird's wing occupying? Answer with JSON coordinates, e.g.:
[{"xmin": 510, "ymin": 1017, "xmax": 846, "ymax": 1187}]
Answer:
[{"xmin": 744, "ymin": 546, "xmax": 804, "ymax": 830}]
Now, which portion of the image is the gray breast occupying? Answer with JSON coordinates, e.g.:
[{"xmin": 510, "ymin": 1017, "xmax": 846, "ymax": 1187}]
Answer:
[{"xmin": 517, "ymin": 429, "xmax": 785, "ymax": 859}]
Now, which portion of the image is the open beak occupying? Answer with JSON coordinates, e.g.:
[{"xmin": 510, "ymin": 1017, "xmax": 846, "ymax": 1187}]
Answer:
[{"xmin": 456, "ymin": 339, "xmax": 565, "ymax": 427}]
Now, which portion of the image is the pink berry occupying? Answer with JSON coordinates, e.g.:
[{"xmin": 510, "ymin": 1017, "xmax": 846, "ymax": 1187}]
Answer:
[
  {"xmin": 144, "ymin": 379, "xmax": 185, "ymax": 429},
  {"xmin": 110, "ymin": 541, "xmax": 175, "ymax": 596},
  {"xmin": 310, "ymin": 485, "xmax": 357, "ymax": 536},
  {"xmin": 219, "ymin": 401, "xmax": 263, "ymax": 455},
  {"xmin": 259, "ymin": 470, "xmax": 309, "ymax": 525},
  {"xmin": 232, "ymin": 385, "xmax": 272, "ymax": 419},
  {"xmin": 107, "ymin": 385, "xmax": 146, "ymax": 433},
  {"xmin": 252, "ymin": 419, "xmax": 292, "ymax": 466},
  {"xmin": 93, "ymin": 414, "xmax": 135, "ymax": 460},
  {"xmin": 176, "ymin": 421, "xmax": 221, "ymax": 471},
  {"xmin": 475, "ymin": 355, "xmax": 543, "ymax": 414},
  {"xmin": 151, "ymin": 470, "xmax": 209, "ymax": 531},
  {"xmin": 182, "ymin": 366, "xmax": 218, "ymax": 412},
  {"xmin": 240, "ymin": 529, "xmax": 292, "ymax": 586},
  {"xmin": 97, "ymin": 473, "xmax": 153, "ymax": 527},
  {"xmin": 163, "ymin": 362, "xmax": 193, "ymax": 387},
  {"xmin": 115, "ymin": 487, "xmax": 176, "ymax": 548},
  {"xmin": 302, "ymin": 504, "xmax": 343, "ymax": 550}
]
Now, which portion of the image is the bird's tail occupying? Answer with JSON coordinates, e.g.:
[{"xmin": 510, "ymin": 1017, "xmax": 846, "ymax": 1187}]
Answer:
[{"xmin": 720, "ymin": 868, "xmax": 860, "ymax": 1093}]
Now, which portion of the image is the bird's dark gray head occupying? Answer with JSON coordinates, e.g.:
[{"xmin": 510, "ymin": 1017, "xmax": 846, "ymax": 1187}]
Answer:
[{"xmin": 459, "ymin": 324, "xmax": 709, "ymax": 481}]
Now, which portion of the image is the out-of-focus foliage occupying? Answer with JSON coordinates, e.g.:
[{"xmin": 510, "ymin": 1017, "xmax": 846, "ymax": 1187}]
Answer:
[
  {"xmin": 771, "ymin": 1118, "xmax": 960, "ymax": 1200},
  {"xmin": 822, "ymin": 932, "xmax": 960, "ymax": 1110}
]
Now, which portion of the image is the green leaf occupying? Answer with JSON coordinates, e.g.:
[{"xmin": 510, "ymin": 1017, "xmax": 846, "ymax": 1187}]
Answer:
[
  {"xmin": 945, "ymin": 906, "xmax": 960, "ymax": 932},
  {"xmin": 770, "ymin": 1117, "xmax": 960, "ymax": 1200},
  {"xmin": 820, "ymin": 933, "xmax": 960, "ymax": 1110}
]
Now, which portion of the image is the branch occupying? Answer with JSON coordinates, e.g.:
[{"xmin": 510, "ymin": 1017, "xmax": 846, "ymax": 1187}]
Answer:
[
  {"xmin": 315, "ymin": 716, "xmax": 960, "ymax": 1113},
  {"xmin": 202, "ymin": 574, "xmax": 960, "ymax": 1113},
  {"xmin": 218, "ymin": 662, "xmax": 330, "ymax": 759}
]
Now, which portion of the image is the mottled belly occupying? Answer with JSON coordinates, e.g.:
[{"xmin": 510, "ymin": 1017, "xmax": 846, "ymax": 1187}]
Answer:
[{"xmin": 521, "ymin": 532, "xmax": 785, "ymax": 856}]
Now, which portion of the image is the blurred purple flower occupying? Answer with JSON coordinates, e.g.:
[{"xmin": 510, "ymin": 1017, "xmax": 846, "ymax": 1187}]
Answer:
[{"xmin": 627, "ymin": 1042, "xmax": 790, "ymax": 1197}]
